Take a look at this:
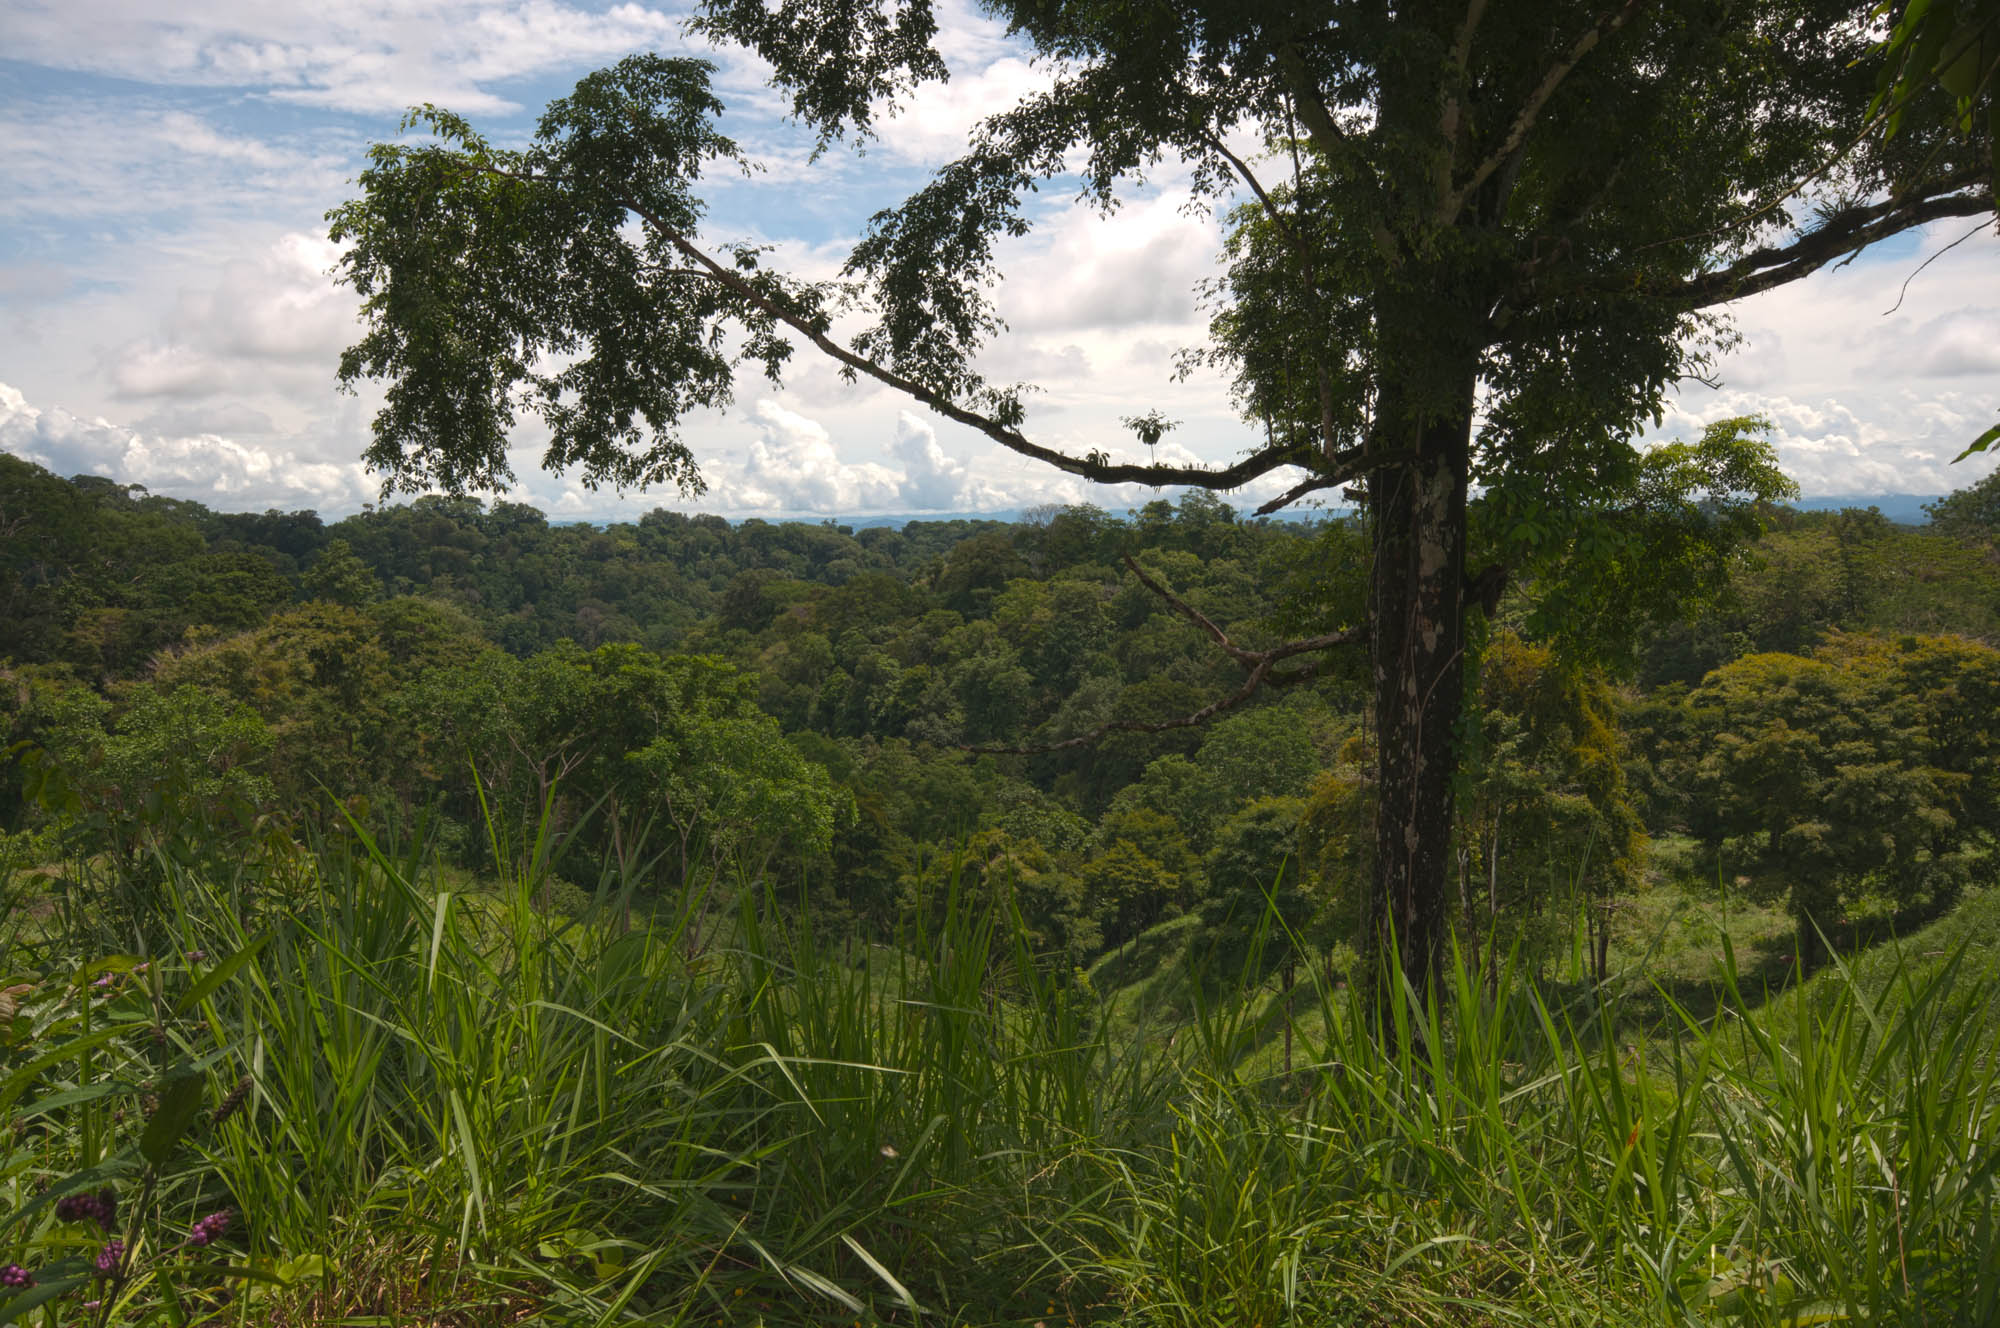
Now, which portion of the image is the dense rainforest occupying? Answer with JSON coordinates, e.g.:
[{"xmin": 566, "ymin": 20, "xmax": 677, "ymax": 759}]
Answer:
[
  {"xmin": 8, "ymin": 451, "xmax": 2000, "ymax": 1325},
  {"xmin": 7, "ymin": 452, "xmax": 1999, "ymax": 987}
]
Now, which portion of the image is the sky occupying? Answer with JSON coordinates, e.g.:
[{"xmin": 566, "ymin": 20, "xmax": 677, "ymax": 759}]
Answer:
[{"xmin": 2, "ymin": 0, "xmax": 1997, "ymax": 523}]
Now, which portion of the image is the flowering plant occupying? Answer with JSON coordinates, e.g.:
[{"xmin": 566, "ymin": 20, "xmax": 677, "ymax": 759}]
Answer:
[{"xmin": 0, "ymin": 947, "xmax": 261, "ymax": 1327}]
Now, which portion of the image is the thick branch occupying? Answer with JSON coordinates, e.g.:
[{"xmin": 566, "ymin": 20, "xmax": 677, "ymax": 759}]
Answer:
[
  {"xmin": 1665, "ymin": 175, "xmax": 1994, "ymax": 308},
  {"xmin": 1436, "ymin": 0, "xmax": 1490, "ymax": 202},
  {"xmin": 1442, "ymin": 0, "xmax": 1648, "ymax": 225},
  {"xmin": 1273, "ymin": 46, "xmax": 1398, "ymax": 262},
  {"xmin": 1122, "ymin": 554, "xmax": 1261, "ymax": 666},
  {"xmin": 1272, "ymin": 46, "xmax": 1354, "ymax": 166},
  {"xmin": 455, "ymin": 162, "xmax": 1302, "ymax": 492},
  {"xmin": 611, "ymin": 187, "xmax": 1305, "ymax": 491}
]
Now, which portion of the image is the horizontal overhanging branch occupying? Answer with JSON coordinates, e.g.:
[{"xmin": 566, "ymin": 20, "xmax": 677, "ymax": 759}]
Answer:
[
  {"xmin": 1657, "ymin": 172, "xmax": 1995, "ymax": 309},
  {"xmin": 614, "ymin": 187, "xmax": 1316, "ymax": 491}
]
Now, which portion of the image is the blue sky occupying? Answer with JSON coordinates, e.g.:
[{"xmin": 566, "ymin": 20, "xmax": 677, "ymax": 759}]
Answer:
[{"xmin": 2, "ymin": 0, "xmax": 1997, "ymax": 521}]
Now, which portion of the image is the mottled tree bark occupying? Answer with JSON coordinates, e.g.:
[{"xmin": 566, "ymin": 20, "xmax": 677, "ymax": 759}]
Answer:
[{"xmin": 1365, "ymin": 364, "xmax": 1476, "ymax": 1004}]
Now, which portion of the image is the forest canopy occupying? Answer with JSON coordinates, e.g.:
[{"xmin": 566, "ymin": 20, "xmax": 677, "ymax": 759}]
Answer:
[{"xmin": 5, "ymin": 452, "xmax": 1997, "ymax": 983}]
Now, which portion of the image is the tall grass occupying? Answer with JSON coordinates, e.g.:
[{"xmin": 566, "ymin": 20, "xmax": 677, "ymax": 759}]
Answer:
[{"xmin": 3, "ymin": 818, "xmax": 1995, "ymax": 1326}]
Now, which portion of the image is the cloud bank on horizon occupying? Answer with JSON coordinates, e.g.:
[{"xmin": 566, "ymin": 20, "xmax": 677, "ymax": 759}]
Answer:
[{"xmin": 2, "ymin": 0, "xmax": 1996, "ymax": 522}]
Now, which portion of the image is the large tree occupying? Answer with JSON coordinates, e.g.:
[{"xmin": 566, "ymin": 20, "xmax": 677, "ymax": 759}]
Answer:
[{"xmin": 329, "ymin": 0, "xmax": 1994, "ymax": 988}]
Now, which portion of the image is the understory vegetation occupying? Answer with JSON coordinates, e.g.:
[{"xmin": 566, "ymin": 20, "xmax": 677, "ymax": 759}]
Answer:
[
  {"xmin": 4, "ymin": 824, "xmax": 1997, "ymax": 1326},
  {"xmin": 3, "ymin": 459, "xmax": 1999, "ymax": 1323}
]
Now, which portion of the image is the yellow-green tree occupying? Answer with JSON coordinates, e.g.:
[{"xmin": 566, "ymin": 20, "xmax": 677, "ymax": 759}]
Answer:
[{"xmin": 1674, "ymin": 633, "xmax": 2000, "ymax": 961}]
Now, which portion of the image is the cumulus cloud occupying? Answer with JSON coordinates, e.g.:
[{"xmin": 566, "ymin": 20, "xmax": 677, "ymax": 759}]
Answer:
[
  {"xmin": 1, "ymin": 381, "xmax": 375, "ymax": 511},
  {"xmin": 1655, "ymin": 388, "xmax": 2000, "ymax": 496},
  {"xmin": 103, "ymin": 232, "xmax": 361, "ymax": 400},
  {"xmin": 720, "ymin": 401, "xmax": 1044, "ymax": 514},
  {"xmin": 733, "ymin": 399, "xmax": 907, "ymax": 513},
  {"xmin": 1897, "ymin": 308, "xmax": 2000, "ymax": 378},
  {"xmin": 1002, "ymin": 192, "xmax": 1219, "ymax": 334},
  {"xmin": 876, "ymin": 55, "xmax": 1055, "ymax": 165},
  {"xmin": 7, "ymin": 0, "xmax": 1997, "ymax": 525}
]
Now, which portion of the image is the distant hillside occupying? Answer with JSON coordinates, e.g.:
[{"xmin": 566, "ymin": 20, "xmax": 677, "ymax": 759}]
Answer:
[{"xmin": 1792, "ymin": 493, "xmax": 1940, "ymax": 525}]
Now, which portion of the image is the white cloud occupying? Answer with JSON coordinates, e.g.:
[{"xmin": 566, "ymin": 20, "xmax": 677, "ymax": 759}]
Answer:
[
  {"xmin": 876, "ymin": 55, "xmax": 1054, "ymax": 164},
  {"xmin": 1665, "ymin": 222, "xmax": 2000, "ymax": 495},
  {"xmin": 4, "ymin": 2, "xmax": 1996, "ymax": 526},
  {"xmin": 103, "ymin": 232, "xmax": 361, "ymax": 400},
  {"xmin": 720, "ymin": 400, "xmax": 1041, "ymax": 514},
  {"xmin": 1656, "ymin": 388, "xmax": 2000, "ymax": 496},
  {"xmin": 0, "ymin": 381, "xmax": 375, "ymax": 511},
  {"xmin": 1898, "ymin": 308, "xmax": 2000, "ymax": 378},
  {"xmin": 734, "ymin": 399, "xmax": 906, "ymax": 512},
  {"xmin": 7, "ymin": 1, "xmax": 685, "ymax": 116},
  {"xmin": 0, "ymin": 101, "xmax": 351, "ymax": 223},
  {"xmin": 1002, "ymin": 191, "xmax": 1219, "ymax": 334}
]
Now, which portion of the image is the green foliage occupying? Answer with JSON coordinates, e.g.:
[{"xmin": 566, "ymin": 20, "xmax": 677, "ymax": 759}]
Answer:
[
  {"xmin": 1484, "ymin": 417, "xmax": 1799, "ymax": 670},
  {"xmin": 1657, "ymin": 633, "xmax": 2000, "ymax": 958},
  {"xmin": 296, "ymin": 538, "xmax": 380, "ymax": 606},
  {"xmin": 5, "ymin": 752, "xmax": 2000, "ymax": 1325},
  {"xmin": 1459, "ymin": 632, "xmax": 1645, "ymax": 979},
  {"xmin": 326, "ymin": 58, "xmax": 792, "ymax": 495},
  {"xmin": 1640, "ymin": 501, "xmax": 2000, "ymax": 686},
  {"xmin": 406, "ymin": 641, "xmax": 843, "ymax": 884},
  {"xmin": 1873, "ymin": 0, "xmax": 2000, "ymax": 217},
  {"xmin": 0, "ymin": 948, "xmax": 275, "ymax": 1328},
  {"xmin": 1195, "ymin": 796, "xmax": 1319, "ymax": 988},
  {"xmin": 1924, "ymin": 462, "xmax": 2000, "ymax": 537}
]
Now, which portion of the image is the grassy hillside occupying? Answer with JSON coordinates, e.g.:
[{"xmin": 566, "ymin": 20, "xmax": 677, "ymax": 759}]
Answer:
[{"xmin": 5, "ymin": 830, "xmax": 1998, "ymax": 1326}]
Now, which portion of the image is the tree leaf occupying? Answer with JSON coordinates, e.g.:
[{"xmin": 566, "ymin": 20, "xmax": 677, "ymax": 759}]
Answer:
[
  {"xmin": 140, "ymin": 1071, "xmax": 209, "ymax": 1166},
  {"xmin": 1952, "ymin": 420, "xmax": 2000, "ymax": 461}
]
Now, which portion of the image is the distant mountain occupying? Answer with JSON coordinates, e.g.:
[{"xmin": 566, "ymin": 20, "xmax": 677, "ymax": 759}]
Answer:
[
  {"xmin": 740, "ymin": 504, "xmax": 1346, "ymax": 531},
  {"xmin": 1791, "ymin": 494, "xmax": 1940, "ymax": 526}
]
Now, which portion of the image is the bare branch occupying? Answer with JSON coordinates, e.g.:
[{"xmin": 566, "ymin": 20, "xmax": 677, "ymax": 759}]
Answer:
[
  {"xmin": 1441, "ymin": 0, "xmax": 1648, "ymax": 224},
  {"xmin": 1122, "ymin": 553, "xmax": 1259, "ymax": 665},
  {"xmin": 623, "ymin": 188, "xmax": 1310, "ymax": 488},
  {"xmin": 1884, "ymin": 218, "xmax": 1991, "ymax": 315},
  {"xmin": 1254, "ymin": 442, "xmax": 1408, "ymax": 515},
  {"xmin": 1201, "ymin": 130, "xmax": 1314, "ymax": 277},
  {"xmin": 968, "ymin": 659, "xmax": 1278, "ymax": 755},
  {"xmin": 966, "ymin": 557, "xmax": 1363, "ymax": 756},
  {"xmin": 1256, "ymin": 474, "xmax": 1342, "ymax": 515}
]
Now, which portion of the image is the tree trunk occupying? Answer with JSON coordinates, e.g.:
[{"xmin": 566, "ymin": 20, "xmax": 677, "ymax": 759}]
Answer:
[
  {"xmin": 1354, "ymin": 35, "xmax": 1490, "ymax": 1015},
  {"xmin": 1365, "ymin": 401, "xmax": 1473, "ymax": 1005}
]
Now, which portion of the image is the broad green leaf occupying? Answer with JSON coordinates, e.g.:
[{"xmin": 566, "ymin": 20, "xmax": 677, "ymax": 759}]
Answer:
[
  {"xmin": 139, "ymin": 1071, "xmax": 209, "ymax": 1165},
  {"xmin": 1952, "ymin": 420, "xmax": 2000, "ymax": 461}
]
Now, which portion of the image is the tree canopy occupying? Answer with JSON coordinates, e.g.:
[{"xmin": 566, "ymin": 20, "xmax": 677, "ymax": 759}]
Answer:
[{"xmin": 328, "ymin": 0, "xmax": 1996, "ymax": 987}]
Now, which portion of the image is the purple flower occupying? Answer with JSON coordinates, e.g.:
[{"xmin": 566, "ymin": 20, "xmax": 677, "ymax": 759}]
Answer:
[
  {"xmin": 0, "ymin": 1264, "xmax": 33, "ymax": 1289},
  {"xmin": 186, "ymin": 1209, "xmax": 233, "ymax": 1247},
  {"xmin": 55, "ymin": 1188, "xmax": 118, "ymax": 1232},
  {"xmin": 93, "ymin": 1240, "xmax": 124, "ymax": 1278}
]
